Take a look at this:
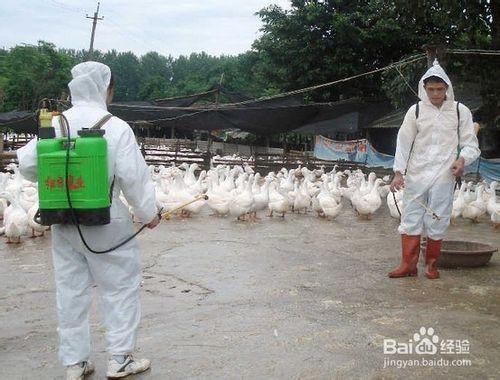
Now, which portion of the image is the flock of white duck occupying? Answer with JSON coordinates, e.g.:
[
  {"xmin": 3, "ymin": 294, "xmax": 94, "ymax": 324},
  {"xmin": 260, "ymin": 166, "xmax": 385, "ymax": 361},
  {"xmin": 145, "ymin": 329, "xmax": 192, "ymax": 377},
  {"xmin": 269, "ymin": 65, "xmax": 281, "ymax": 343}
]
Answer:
[{"xmin": 0, "ymin": 162, "xmax": 498, "ymax": 244}]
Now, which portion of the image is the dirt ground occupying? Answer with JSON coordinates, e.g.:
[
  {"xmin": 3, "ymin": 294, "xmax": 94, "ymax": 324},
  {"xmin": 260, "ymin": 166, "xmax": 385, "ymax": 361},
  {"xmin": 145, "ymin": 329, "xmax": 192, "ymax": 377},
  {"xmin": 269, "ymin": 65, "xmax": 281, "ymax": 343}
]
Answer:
[{"xmin": 1, "ymin": 203, "xmax": 499, "ymax": 380}]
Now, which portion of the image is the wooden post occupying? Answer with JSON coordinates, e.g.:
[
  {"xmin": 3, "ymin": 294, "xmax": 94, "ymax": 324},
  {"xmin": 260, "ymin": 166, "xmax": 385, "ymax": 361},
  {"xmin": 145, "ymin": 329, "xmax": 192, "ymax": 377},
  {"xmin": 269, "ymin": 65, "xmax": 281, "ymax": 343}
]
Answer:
[
  {"xmin": 0, "ymin": 132, "xmax": 3, "ymax": 169},
  {"xmin": 423, "ymin": 43, "xmax": 446, "ymax": 67},
  {"xmin": 207, "ymin": 134, "xmax": 213, "ymax": 154}
]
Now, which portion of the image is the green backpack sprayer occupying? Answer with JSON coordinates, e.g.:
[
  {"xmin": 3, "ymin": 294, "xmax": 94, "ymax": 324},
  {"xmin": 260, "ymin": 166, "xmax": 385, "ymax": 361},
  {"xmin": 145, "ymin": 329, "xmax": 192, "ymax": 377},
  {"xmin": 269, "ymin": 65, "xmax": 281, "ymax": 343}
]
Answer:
[
  {"xmin": 34, "ymin": 107, "xmax": 135, "ymax": 254},
  {"xmin": 34, "ymin": 106, "xmax": 202, "ymax": 253},
  {"xmin": 36, "ymin": 108, "xmax": 112, "ymax": 226}
]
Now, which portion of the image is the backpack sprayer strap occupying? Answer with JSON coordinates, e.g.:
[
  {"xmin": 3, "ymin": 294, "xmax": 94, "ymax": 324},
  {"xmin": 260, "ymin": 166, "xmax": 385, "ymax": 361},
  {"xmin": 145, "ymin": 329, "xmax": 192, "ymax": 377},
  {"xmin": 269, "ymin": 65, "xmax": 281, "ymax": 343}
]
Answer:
[
  {"xmin": 455, "ymin": 101, "xmax": 462, "ymax": 189},
  {"xmin": 59, "ymin": 113, "xmax": 116, "ymax": 202},
  {"xmin": 89, "ymin": 114, "xmax": 115, "ymax": 202},
  {"xmin": 403, "ymin": 102, "xmax": 420, "ymax": 176},
  {"xmin": 90, "ymin": 113, "xmax": 113, "ymax": 130},
  {"xmin": 59, "ymin": 113, "xmax": 113, "ymax": 136},
  {"xmin": 59, "ymin": 114, "xmax": 69, "ymax": 137}
]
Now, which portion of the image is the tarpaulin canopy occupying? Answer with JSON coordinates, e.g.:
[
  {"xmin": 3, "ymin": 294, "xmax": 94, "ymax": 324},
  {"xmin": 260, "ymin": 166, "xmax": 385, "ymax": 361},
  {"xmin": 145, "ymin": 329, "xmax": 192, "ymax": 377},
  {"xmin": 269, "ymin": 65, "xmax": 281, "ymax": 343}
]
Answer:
[
  {"xmin": 0, "ymin": 110, "xmax": 38, "ymax": 134},
  {"xmin": 109, "ymin": 97, "xmax": 367, "ymax": 135},
  {"xmin": 0, "ymin": 85, "xmax": 391, "ymax": 136}
]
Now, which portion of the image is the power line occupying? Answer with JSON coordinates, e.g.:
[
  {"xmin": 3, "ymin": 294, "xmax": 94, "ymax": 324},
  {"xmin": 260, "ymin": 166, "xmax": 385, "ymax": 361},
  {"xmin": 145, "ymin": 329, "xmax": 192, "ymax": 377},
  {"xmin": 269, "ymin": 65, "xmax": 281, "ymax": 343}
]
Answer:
[
  {"xmin": 49, "ymin": 0, "xmax": 84, "ymax": 14},
  {"xmin": 224, "ymin": 54, "xmax": 427, "ymax": 106},
  {"xmin": 448, "ymin": 49, "xmax": 500, "ymax": 56},
  {"xmin": 103, "ymin": 18, "xmax": 166, "ymax": 55}
]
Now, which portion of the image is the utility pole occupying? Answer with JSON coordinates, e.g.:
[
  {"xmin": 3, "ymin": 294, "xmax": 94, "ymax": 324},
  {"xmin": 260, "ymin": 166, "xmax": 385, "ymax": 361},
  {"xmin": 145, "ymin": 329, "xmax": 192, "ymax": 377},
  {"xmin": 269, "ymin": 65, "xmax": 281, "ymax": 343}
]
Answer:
[
  {"xmin": 423, "ymin": 43, "xmax": 446, "ymax": 68},
  {"xmin": 86, "ymin": 2, "xmax": 104, "ymax": 60}
]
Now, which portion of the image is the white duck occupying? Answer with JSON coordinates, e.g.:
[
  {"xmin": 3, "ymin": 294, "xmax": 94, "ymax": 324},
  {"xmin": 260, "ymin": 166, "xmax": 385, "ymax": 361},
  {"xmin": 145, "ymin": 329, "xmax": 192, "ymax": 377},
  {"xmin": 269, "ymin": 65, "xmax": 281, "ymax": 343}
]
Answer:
[
  {"xmin": 0, "ymin": 191, "xmax": 29, "ymax": 244},
  {"xmin": 206, "ymin": 178, "xmax": 231, "ymax": 216},
  {"xmin": 5, "ymin": 163, "xmax": 24, "ymax": 198},
  {"xmin": 486, "ymin": 181, "xmax": 498, "ymax": 216},
  {"xmin": 229, "ymin": 175, "xmax": 254, "ymax": 220},
  {"xmin": 0, "ymin": 173, "xmax": 9, "ymax": 220},
  {"xmin": 252, "ymin": 177, "xmax": 270, "ymax": 216},
  {"xmin": 311, "ymin": 187, "xmax": 324, "ymax": 218},
  {"xmin": 293, "ymin": 181, "xmax": 311, "ymax": 214},
  {"xmin": 353, "ymin": 178, "xmax": 383, "ymax": 219},
  {"xmin": 451, "ymin": 183, "xmax": 467, "ymax": 224},
  {"xmin": 188, "ymin": 170, "xmax": 207, "ymax": 195},
  {"xmin": 183, "ymin": 163, "xmax": 200, "ymax": 187},
  {"xmin": 268, "ymin": 181, "xmax": 290, "ymax": 218},
  {"xmin": 486, "ymin": 182, "xmax": 499, "ymax": 228},
  {"xmin": 318, "ymin": 182, "xmax": 342, "ymax": 220},
  {"xmin": 462, "ymin": 185, "xmax": 487, "ymax": 223},
  {"xmin": 161, "ymin": 173, "xmax": 193, "ymax": 216},
  {"xmin": 19, "ymin": 186, "xmax": 38, "ymax": 212},
  {"xmin": 27, "ymin": 202, "xmax": 49, "ymax": 237},
  {"xmin": 387, "ymin": 189, "xmax": 404, "ymax": 219},
  {"xmin": 328, "ymin": 174, "xmax": 343, "ymax": 203},
  {"xmin": 463, "ymin": 182, "xmax": 476, "ymax": 204}
]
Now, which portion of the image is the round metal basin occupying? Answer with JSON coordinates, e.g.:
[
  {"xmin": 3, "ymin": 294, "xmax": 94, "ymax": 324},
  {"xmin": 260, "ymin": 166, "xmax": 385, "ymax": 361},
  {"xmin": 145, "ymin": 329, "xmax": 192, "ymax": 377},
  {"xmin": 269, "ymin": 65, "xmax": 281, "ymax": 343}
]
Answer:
[{"xmin": 421, "ymin": 240, "xmax": 498, "ymax": 268}]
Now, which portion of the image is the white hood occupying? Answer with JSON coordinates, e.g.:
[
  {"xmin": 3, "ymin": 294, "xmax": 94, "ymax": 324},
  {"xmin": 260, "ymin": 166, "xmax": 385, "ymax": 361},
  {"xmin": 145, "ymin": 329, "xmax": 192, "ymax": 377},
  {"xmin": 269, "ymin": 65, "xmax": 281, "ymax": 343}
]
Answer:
[
  {"xmin": 418, "ymin": 59, "xmax": 455, "ymax": 104},
  {"xmin": 68, "ymin": 61, "xmax": 111, "ymax": 110}
]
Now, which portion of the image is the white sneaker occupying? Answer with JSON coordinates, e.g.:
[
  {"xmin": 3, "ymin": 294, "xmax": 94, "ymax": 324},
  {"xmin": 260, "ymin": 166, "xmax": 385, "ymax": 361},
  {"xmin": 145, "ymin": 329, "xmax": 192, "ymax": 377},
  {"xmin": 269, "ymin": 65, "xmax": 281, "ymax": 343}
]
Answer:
[
  {"xmin": 66, "ymin": 361, "xmax": 95, "ymax": 380},
  {"xmin": 106, "ymin": 355, "xmax": 151, "ymax": 378}
]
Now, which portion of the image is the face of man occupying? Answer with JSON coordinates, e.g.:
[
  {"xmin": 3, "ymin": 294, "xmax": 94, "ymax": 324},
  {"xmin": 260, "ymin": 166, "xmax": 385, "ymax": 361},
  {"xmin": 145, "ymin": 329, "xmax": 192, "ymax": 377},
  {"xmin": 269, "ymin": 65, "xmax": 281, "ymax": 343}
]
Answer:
[{"xmin": 424, "ymin": 81, "xmax": 448, "ymax": 107}]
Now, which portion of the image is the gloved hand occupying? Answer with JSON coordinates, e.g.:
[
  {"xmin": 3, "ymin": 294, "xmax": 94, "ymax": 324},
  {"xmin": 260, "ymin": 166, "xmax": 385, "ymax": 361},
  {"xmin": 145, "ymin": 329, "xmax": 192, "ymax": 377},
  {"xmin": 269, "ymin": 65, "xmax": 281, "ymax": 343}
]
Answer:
[
  {"xmin": 146, "ymin": 215, "xmax": 160, "ymax": 229},
  {"xmin": 390, "ymin": 171, "xmax": 405, "ymax": 192},
  {"xmin": 451, "ymin": 157, "xmax": 465, "ymax": 177}
]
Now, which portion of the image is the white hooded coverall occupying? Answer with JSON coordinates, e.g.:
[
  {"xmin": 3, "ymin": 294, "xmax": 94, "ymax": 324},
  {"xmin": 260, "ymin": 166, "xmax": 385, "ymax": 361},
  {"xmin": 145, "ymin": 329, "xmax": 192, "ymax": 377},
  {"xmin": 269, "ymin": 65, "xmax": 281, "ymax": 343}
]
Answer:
[
  {"xmin": 394, "ymin": 61, "xmax": 480, "ymax": 239},
  {"xmin": 17, "ymin": 62, "xmax": 157, "ymax": 366}
]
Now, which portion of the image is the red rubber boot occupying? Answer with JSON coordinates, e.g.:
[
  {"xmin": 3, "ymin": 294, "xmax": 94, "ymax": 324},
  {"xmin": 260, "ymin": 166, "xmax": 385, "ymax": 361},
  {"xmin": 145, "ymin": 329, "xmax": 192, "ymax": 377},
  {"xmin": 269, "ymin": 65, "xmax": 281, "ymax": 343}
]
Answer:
[
  {"xmin": 388, "ymin": 234, "xmax": 421, "ymax": 278},
  {"xmin": 425, "ymin": 238, "xmax": 441, "ymax": 279}
]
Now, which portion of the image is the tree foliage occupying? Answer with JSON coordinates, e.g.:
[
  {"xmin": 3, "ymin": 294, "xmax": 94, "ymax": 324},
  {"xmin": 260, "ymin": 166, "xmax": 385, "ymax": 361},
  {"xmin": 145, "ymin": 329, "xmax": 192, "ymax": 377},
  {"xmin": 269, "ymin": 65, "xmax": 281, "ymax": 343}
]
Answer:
[
  {"xmin": 0, "ymin": 45, "xmax": 271, "ymax": 110},
  {"xmin": 0, "ymin": 0, "xmax": 497, "ymax": 126},
  {"xmin": 0, "ymin": 41, "xmax": 74, "ymax": 111},
  {"xmin": 252, "ymin": 0, "xmax": 497, "ymax": 110}
]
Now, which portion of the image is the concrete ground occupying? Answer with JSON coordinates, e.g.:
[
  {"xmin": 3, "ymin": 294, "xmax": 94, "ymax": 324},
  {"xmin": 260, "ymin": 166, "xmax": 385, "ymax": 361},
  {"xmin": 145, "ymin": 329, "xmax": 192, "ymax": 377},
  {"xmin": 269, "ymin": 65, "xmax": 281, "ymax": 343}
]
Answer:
[{"xmin": 0, "ymin": 204, "xmax": 499, "ymax": 380}]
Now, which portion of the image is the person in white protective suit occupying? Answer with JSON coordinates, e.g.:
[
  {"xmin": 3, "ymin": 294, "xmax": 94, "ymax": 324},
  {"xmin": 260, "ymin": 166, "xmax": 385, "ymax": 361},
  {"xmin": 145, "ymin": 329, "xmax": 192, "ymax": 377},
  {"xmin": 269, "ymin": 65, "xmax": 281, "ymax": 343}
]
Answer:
[
  {"xmin": 388, "ymin": 59, "xmax": 480, "ymax": 279},
  {"xmin": 17, "ymin": 62, "xmax": 160, "ymax": 379}
]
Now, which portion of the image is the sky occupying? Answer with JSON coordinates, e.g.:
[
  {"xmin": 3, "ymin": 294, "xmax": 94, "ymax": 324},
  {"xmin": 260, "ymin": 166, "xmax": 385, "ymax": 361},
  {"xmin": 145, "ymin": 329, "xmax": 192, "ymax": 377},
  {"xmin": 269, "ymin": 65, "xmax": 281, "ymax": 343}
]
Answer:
[{"xmin": 0, "ymin": 0, "xmax": 291, "ymax": 57}]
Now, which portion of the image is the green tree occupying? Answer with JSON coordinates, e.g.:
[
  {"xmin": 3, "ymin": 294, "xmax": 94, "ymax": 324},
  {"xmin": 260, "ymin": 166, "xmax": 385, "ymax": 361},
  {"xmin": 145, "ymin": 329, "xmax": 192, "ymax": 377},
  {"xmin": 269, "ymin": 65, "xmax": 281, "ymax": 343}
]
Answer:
[
  {"xmin": 0, "ymin": 41, "xmax": 74, "ymax": 111},
  {"xmin": 253, "ymin": 0, "xmax": 496, "ymax": 109},
  {"xmin": 138, "ymin": 75, "xmax": 171, "ymax": 100}
]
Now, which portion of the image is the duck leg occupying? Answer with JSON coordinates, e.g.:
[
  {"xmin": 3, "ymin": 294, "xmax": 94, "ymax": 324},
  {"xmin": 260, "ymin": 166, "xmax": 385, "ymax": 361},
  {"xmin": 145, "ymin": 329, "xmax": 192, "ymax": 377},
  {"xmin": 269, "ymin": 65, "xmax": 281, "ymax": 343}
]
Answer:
[{"xmin": 281, "ymin": 212, "xmax": 285, "ymax": 218}]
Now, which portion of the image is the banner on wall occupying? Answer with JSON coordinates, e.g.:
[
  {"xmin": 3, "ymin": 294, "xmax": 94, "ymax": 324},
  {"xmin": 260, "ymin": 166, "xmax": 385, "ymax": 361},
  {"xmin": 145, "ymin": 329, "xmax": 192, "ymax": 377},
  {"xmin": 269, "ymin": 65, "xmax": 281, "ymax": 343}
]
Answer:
[{"xmin": 314, "ymin": 135, "xmax": 500, "ymax": 180}]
